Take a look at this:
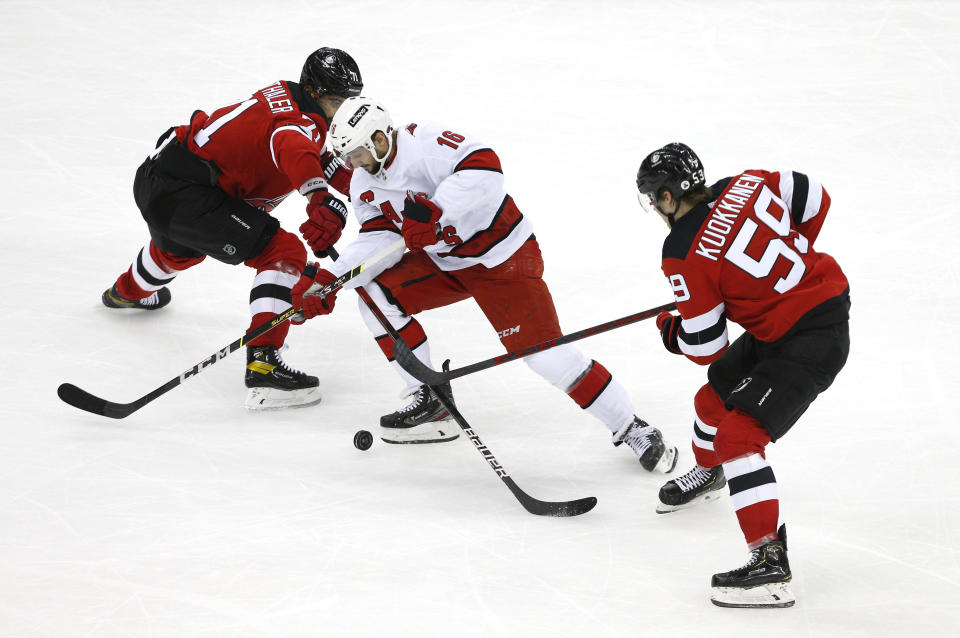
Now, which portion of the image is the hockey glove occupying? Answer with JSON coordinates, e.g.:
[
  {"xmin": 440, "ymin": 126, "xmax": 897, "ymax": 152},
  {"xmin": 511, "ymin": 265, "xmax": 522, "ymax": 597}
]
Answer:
[
  {"xmin": 401, "ymin": 191, "xmax": 442, "ymax": 252},
  {"xmin": 656, "ymin": 311, "xmax": 683, "ymax": 355},
  {"xmin": 301, "ymin": 268, "xmax": 339, "ymax": 318},
  {"xmin": 300, "ymin": 191, "xmax": 348, "ymax": 257},
  {"xmin": 321, "ymin": 150, "xmax": 353, "ymax": 196},
  {"xmin": 289, "ymin": 262, "xmax": 319, "ymax": 326}
]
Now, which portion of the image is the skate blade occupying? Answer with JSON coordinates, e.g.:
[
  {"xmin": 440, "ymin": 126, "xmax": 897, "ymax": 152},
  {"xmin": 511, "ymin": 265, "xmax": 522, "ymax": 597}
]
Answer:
[
  {"xmin": 655, "ymin": 490, "xmax": 725, "ymax": 514},
  {"xmin": 710, "ymin": 582, "xmax": 795, "ymax": 608},
  {"xmin": 244, "ymin": 387, "xmax": 322, "ymax": 411},
  {"xmin": 654, "ymin": 445, "xmax": 679, "ymax": 473},
  {"xmin": 380, "ymin": 419, "xmax": 460, "ymax": 444}
]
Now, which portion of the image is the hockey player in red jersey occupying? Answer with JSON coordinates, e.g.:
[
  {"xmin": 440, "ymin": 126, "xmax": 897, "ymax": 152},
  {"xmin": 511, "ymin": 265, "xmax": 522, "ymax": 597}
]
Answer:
[
  {"xmin": 636, "ymin": 143, "xmax": 850, "ymax": 607},
  {"xmin": 296, "ymin": 96, "xmax": 677, "ymax": 471},
  {"xmin": 101, "ymin": 48, "xmax": 362, "ymax": 410}
]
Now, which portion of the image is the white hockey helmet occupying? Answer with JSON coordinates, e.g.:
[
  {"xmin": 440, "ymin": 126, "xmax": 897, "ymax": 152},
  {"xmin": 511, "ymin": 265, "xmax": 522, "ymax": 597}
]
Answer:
[{"xmin": 328, "ymin": 96, "xmax": 394, "ymax": 165}]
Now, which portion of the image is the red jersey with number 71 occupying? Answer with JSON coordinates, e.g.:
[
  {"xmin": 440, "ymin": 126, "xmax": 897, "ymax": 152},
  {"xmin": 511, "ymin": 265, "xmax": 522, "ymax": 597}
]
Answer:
[
  {"xmin": 172, "ymin": 81, "xmax": 331, "ymax": 212},
  {"xmin": 660, "ymin": 169, "xmax": 849, "ymax": 365}
]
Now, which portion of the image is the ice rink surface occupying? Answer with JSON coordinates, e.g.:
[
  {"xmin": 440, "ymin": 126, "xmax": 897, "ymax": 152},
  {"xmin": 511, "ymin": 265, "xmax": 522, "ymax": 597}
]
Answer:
[{"xmin": 2, "ymin": 1, "xmax": 958, "ymax": 636}]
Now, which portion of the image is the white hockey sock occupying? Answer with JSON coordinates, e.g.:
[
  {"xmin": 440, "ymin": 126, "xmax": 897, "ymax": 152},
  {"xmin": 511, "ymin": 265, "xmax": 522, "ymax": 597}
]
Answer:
[
  {"xmin": 358, "ymin": 284, "xmax": 434, "ymax": 396},
  {"xmin": 525, "ymin": 345, "xmax": 635, "ymax": 432}
]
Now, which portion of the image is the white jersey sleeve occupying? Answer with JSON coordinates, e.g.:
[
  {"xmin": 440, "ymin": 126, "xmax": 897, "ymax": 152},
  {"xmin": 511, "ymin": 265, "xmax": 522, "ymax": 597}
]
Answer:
[{"xmin": 407, "ymin": 122, "xmax": 534, "ymax": 270}]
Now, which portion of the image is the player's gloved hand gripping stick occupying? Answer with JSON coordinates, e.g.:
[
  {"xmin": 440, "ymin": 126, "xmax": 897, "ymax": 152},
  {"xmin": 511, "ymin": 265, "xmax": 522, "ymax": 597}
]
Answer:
[{"xmin": 57, "ymin": 239, "xmax": 405, "ymax": 419}]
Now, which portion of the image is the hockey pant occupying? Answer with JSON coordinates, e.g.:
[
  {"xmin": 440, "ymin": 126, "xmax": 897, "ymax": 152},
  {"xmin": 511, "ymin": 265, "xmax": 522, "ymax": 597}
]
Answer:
[
  {"xmin": 117, "ymin": 136, "xmax": 307, "ymax": 346},
  {"xmin": 359, "ymin": 240, "xmax": 636, "ymax": 431}
]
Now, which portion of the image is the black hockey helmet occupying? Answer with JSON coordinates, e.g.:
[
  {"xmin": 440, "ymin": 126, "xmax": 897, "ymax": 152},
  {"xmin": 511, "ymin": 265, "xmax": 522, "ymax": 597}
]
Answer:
[
  {"xmin": 300, "ymin": 48, "xmax": 363, "ymax": 98},
  {"xmin": 635, "ymin": 142, "xmax": 706, "ymax": 203}
]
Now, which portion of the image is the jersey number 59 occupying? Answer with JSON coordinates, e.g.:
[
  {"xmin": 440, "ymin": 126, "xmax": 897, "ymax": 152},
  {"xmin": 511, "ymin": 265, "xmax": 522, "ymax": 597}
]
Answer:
[{"xmin": 725, "ymin": 186, "xmax": 809, "ymax": 294}]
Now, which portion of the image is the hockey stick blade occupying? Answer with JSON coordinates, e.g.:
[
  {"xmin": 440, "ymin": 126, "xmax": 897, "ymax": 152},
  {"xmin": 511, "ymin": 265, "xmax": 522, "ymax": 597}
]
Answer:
[
  {"xmin": 57, "ymin": 383, "xmax": 137, "ymax": 419},
  {"xmin": 393, "ymin": 301, "xmax": 677, "ymax": 385},
  {"xmin": 505, "ymin": 477, "xmax": 598, "ymax": 517},
  {"xmin": 438, "ymin": 383, "xmax": 598, "ymax": 518}
]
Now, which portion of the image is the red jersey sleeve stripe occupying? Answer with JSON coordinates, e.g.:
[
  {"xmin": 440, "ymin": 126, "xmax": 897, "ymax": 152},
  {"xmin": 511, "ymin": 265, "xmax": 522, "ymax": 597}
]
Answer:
[
  {"xmin": 439, "ymin": 195, "xmax": 523, "ymax": 259},
  {"xmin": 454, "ymin": 148, "xmax": 502, "ymax": 173}
]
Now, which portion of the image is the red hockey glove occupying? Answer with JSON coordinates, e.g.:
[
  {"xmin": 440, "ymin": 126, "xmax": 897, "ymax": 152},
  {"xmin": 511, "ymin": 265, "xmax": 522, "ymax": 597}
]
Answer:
[
  {"xmin": 301, "ymin": 268, "xmax": 339, "ymax": 318},
  {"xmin": 300, "ymin": 191, "xmax": 348, "ymax": 257},
  {"xmin": 656, "ymin": 311, "xmax": 683, "ymax": 355},
  {"xmin": 289, "ymin": 262, "xmax": 319, "ymax": 326},
  {"xmin": 401, "ymin": 192, "xmax": 442, "ymax": 252},
  {"xmin": 321, "ymin": 150, "xmax": 353, "ymax": 196}
]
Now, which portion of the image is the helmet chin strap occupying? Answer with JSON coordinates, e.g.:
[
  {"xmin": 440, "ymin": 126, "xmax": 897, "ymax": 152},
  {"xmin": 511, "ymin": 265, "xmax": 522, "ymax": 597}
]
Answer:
[{"xmin": 371, "ymin": 129, "xmax": 395, "ymax": 177}]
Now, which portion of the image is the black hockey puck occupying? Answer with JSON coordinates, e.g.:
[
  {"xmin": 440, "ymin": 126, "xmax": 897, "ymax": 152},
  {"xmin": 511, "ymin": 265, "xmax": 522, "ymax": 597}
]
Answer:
[{"xmin": 353, "ymin": 429, "xmax": 373, "ymax": 451}]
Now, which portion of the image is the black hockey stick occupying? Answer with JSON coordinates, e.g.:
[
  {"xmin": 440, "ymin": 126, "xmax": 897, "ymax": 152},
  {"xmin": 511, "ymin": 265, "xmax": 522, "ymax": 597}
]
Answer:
[
  {"xmin": 392, "ymin": 301, "xmax": 678, "ymax": 386},
  {"xmin": 344, "ymin": 258, "xmax": 596, "ymax": 517},
  {"xmin": 58, "ymin": 240, "xmax": 405, "ymax": 419}
]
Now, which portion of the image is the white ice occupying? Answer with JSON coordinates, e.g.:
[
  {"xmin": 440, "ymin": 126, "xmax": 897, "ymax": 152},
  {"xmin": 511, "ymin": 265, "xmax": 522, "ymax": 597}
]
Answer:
[{"xmin": 1, "ymin": 1, "xmax": 958, "ymax": 636}]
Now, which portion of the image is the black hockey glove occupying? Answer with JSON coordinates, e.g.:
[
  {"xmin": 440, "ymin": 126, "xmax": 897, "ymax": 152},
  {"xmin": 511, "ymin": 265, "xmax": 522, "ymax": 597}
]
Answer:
[{"xmin": 656, "ymin": 312, "xmax": 683, "ymax": 355}]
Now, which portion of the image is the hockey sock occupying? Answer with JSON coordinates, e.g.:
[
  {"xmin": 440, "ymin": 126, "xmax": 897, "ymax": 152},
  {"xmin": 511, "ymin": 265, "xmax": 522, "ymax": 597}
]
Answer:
[
  {"xmin": 713, "ymin": 408, "xmax": 777, "ymax": 546},
  {"xmin": 691, "ymin": 384, "xmax": 726, "ymax": 468},
  {"xmin": 723, "ymin": 452, "xmax": 780, "ymax": 547},
  {"xmin": 245, "ymin": 267, "xmax": 299, "ymax": 347},
  {"xmin": 244, "ymin": 230, "xmax": 306, "ymax": 348},
  {"xmin": 358, "ymin": 284, "xmax": 435, "ymax": 394},
  {"xmin": 380, "ymin": 320, "xmax": 434, "ymax": 393},
  {"xmin": 568, "ymin": 361, "xmax": 635, "ymax": 432},
  {"xmin": 526, "ymin": 347, "xmax": 634, "ymax": 432},
  {"xmin": 115, "ymin": 241, "xmax": 203, "ymax": 300}
]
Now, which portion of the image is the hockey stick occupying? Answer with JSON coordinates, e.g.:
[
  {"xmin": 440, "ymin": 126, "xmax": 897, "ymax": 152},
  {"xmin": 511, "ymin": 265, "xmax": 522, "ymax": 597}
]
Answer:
[
  {"xmin": 58, "ymin": 239, "xmax": 405, "ymax": 419},
  {"xmin": 340, "ymin": 250, "xmax": 595, "ymax": 517},
  {"xmin": 392, "ymin": 301, "xmax": 678, "ymax": 386}
]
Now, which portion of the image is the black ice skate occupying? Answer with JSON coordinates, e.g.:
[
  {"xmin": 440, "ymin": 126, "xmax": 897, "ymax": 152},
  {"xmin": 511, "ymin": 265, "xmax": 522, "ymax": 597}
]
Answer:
[
  {"xmin": 711, "ymin": 524, "xmax": 795, "ymax": 608},
  {"xmin": 244, "ymin": 345, "xmax": 321, "ymax": 410},
  {"xmin": 102, "ymin": 284, "xmax": 171, "ymax": 310},
  {"xmin": 656, "ymin": 464, "xmax": 726, "ymax": 513},
  {"xmin": 380, "ymin": 382, "xmax": 459, "ymax": 444},
  {"xmin": 612, "ymin": 417, "xmax": 678, "ymax": 472}
]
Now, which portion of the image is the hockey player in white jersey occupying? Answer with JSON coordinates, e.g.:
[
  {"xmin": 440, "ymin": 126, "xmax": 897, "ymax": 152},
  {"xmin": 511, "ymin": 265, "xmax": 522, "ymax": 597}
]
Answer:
[{"xmin": 296, "ymin": 97, "xmax": 677, "ymax": 471}]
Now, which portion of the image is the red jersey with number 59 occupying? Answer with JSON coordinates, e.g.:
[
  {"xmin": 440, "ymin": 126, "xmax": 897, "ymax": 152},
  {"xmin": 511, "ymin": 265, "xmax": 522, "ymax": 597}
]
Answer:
[
  {"xmin": 661, "ymin": 169, "xmax": 848, "ymax": 365},
  {"xmin": 172, "ymin": 81, "xmax": 331, "ymax": 212}
]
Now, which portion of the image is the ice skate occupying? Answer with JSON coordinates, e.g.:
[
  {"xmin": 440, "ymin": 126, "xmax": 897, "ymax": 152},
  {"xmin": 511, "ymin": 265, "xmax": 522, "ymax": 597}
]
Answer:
[
  {"xmin": 711, "ymin": 524, "xmax": 795, "ymax": 608},
  {"xmin": 102, "ymin": 283, "xmax": 171, "ymax": 310},
  {"xmin": 380, "ymin": 382, "xmax": 459, "ymax": 444},
  {"xmin": 657, "ymin": 464, "xmax": 726, "ymax": 513},
  {"xmin": 244, "ymin": 345, "xmax": 321, "ymax": 410},
  {"xmin": 612, "ymin": 417, "xmax": 678, "ymax": 472}
]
